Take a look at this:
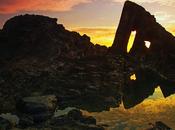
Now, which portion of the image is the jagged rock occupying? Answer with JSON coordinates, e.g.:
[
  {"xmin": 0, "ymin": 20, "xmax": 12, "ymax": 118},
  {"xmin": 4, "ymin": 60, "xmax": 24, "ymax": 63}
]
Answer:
[
  {"xmin": 0, "ymin": 2, "xmax": 175, "ymax": 127},
  {"xmin": 110, "ymin": 1, "xmax": 175, "ymax": 55},
  {"xmin": 110, "ymin": 0, "xmax": 175, "ymax": 82},
  {"xmin": 18, "ymin": 115, "xmax": 34, "ymax": 128},
  {"xmin": 0, "ymin": 113, "xmax": 19, "ymax": 127},
  {"xmin": 0, "ymin": 117, "xmax": 12, "ymax": 130},
  {"xmin": 50, "ymin": 109, "xmax": 104, "ymax": 130},
  {"xmin": 0, "ymin": 14, "xmax": 107, "ymax": 62},
  {"xmin": 147, "ymin": 121, "xmax": 171, "ymax": 130},
  {"xmin": 110, "ymin": 0, "xmax": 175, "ymax": 97},
  {"xmin": 0, "ymin": 14, "xmax": 117, "ymax": 112},
  {"xmin": 123, "ymin": 67, "xmax": 159, "ymax": 108},
  {"xmin": 16, "ymin": 95, "xmax": 57, "ymax": 123}
]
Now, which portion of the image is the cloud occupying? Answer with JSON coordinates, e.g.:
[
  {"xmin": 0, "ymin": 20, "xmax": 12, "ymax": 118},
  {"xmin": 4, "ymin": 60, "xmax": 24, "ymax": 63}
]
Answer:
[
  {"xmin": 0, "ymin": 0, "xmax": 91, "ymax": 14},
  {"xmin": 113, "ymin": 0, "xmax": 175, "ymax": 5}
]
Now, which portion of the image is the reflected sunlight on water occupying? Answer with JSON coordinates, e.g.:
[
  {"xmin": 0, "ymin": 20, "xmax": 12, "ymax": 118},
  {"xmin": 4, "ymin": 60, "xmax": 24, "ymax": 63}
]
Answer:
[{"xmin": 83, "ymin": 87, "xmax": 175, "ymax": 130}]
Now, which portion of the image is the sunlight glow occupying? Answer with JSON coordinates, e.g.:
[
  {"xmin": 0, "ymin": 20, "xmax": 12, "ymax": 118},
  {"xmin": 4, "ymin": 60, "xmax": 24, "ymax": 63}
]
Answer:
[
  {"xmin": 144, "ymin": 41, "xmax": 151, "ymax": 48},
  {"xmin": 72, "ymin": 27, "xmax": 116, "ymax": 47},
  {"xmin": 127, "ymin": 31, "xmax": 136, "ymax": 53},
  {"xmin": 130, "ymin": 74, "xmax": 136, "ymax": 80}
]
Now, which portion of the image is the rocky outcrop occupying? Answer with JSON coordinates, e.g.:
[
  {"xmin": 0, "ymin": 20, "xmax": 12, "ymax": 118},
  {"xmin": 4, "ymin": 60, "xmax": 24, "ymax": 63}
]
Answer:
[
  {"xmin": 0, "ymin": 2, "xmax": 175, "ymax": 129},
  {"xmin": 110, "ymin": 0, "xmax": 175, "ymax": 98},
  {"xmin": 110, "ymin": 1, "xmax": 175, "ymax": 56},
  {"xmin": 0, "ymin": 6, "xmax": 175, "ymax": 112},
  {"xmin": 147, "ymin": 121, "xmax": 171, "ymax": 130},
  {"xmin": 0, "ymin": 14, "xmax": 107, "ymax": 61},
  {"xmin": 49, "ymin": 109, "xmax": 104, "ymax": 130},
  {"xmin": 16, "ymin": 95, "xmax": 57, "ymax": 124},
  {"xmin": 110, "ymin": 0, "xmax": 175, "ymax": 82},
  {"xmin": 0, "ymin": 117, "xmax": 12, "ymax": 130},
  {"xmin": 0, "ymin": 14, "xmax": 122, "ymax": 113}
]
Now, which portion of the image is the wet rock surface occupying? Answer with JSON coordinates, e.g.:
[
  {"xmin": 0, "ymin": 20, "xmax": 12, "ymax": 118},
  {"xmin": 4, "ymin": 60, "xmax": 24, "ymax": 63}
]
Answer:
[{"xmin": 147, "ymin": 121, "xmax": 171, "ymax": 130}]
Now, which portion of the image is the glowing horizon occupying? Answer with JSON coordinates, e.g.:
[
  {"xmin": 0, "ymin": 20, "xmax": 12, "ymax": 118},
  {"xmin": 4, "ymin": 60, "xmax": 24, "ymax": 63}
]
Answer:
[{"xmin": 0, "ymin": 0, "xmax": 175, "ymax": 48}]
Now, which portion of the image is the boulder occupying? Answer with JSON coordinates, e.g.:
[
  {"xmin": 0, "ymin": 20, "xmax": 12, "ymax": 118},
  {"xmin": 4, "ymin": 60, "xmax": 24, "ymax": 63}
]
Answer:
[
  {"xmin": 0, "ymin": 117, "xmax": 12, "ymax": 130},
  {"xmin": 50, "ymin": 109, "xmax": 104, "ymax": 130},
  {"xmin": 0, "ymin": 113, "xmax": 19, "ymax": 127},
  {"xmin": 16, "ymin": 95, "xmax": 57, "ymax": 123},
  {"xmin": 147, "ymin": 121, "xmax": 171, "ymax": 130}
]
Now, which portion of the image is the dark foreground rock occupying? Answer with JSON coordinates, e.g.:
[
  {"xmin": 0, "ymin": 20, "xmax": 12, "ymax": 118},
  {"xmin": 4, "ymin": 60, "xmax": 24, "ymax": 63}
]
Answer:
[
  {"xmin": 147, "ymin": 121, "xmax": 172, "ymax": 130},
  {"xmin": 0, "ymin": 117, "xmax": 12, "ymax": 130},
  {"xmin": 14, "ymin": 109, "xmax": 104, "ymax": 130},
  {"xmin": 49, "ymin": 109, "xmax": 104, "ymax": 130},
  {"xmin": 0, "ymin": 14, "xmax": 122, "ymax": 113},
  {"xmin": 16, "ymin": 95, "xmax": 57, "ymax": 124}
]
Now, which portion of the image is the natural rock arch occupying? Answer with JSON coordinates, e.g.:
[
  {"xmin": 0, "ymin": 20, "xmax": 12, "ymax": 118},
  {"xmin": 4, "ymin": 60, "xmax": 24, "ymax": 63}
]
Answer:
[{"xmin": 110, "ymin": 1, "xmax": 175, "ymax": 57}]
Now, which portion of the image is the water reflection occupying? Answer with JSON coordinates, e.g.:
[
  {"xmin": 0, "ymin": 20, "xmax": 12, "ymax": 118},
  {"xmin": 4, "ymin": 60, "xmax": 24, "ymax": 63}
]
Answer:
[
  {"xmin": 81, "ymin": 65, "xmax": 175, "ymax": 130},
  {"xmin": 83, "ymin": 87, "xmax": 175, "ymax": 130}
]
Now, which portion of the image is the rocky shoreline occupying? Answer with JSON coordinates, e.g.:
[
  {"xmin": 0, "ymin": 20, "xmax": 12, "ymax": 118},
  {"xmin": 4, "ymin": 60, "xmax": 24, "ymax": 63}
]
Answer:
[
  {"xmin": 0, "ymin": 95, "xmax": 105, "ymax": 130},
  {"xmin": 0, "ymin": 1, "xmax": 174, "ymax": 130}
]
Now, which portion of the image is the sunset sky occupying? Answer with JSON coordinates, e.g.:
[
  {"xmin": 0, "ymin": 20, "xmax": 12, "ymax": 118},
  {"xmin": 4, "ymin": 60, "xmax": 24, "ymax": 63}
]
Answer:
[{"xmin": 1, "ymin": 0, "xmax": 175, "ymax": 47}]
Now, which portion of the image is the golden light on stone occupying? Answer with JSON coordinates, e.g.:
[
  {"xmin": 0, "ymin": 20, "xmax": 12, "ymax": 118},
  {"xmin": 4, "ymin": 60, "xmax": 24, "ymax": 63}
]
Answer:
[
  {"xmin": 144, "ymin": 41, "xmax": 151, "ymax": 48},
  {"xmin": 130, "ymin": 74, "xmax": 136, "ymax": 80},
  {"xmin": 127, "ymin": 31, "xmax": 136, "ymax": 53}
]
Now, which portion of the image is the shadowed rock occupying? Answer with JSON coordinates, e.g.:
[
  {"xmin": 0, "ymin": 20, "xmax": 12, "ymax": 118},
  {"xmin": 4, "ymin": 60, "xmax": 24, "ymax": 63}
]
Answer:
[
  {"xmin": 0, "ymin": 14, "xmax": 122, "ymax": 113},
  {"xmin": 110, "ymin": 0, "xmax": 175, "ymax": 98},
  {"xmin": 110, "ymin": 1, "xmax": 175, "ymax": 55},
  {"xmin": 147, "ymin": 121, "xmax": 171, "ymax": 130}
]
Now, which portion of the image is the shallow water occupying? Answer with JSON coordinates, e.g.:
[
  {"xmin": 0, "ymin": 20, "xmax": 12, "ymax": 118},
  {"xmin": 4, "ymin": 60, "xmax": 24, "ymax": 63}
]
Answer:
[{"xmin": 83, "ymin": 87, "xmax": 175, "ymax": 130}]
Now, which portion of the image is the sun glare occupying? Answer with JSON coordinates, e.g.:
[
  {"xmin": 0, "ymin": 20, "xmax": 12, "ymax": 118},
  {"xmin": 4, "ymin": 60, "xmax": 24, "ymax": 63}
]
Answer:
[
  {"xmin": 127, "ymin": 31, "xmax": 136, "ymax": 53},
  {"xmin": 144, "ymin": 41, "xmax": 151, "ymax": 48}
]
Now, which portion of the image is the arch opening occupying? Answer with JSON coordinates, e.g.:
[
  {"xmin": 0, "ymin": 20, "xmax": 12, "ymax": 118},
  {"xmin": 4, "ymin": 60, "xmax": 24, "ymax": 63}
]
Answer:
[
  {"xmin": 144, "ymin": 41, "xmax": 151, "ymax": 48},
  {"xmin": 130, "ymin": 74, "xmax": 137, "ymax": 80},
  {"xmin": 127, "ymin": 31, "xmax": 137, "ymax": 53}
]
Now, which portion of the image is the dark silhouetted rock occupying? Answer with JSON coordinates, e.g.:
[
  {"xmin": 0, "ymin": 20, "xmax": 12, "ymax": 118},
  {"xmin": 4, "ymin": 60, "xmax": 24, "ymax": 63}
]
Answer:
[
  {"xmin": 16, "ymin": 95, "xmax": 57, "ymax": 123},
  {"xmin": 110, "ymin": 0, "xmax": 175, "ymax": 98},
  {"xmin": 110, "ymin": 1, "xmax": 175, "ymax": 55},
  {"xmin": 18, "ymin": 115, "xmax": 34, "ymax": 128},
  {"xmin": 50, "ymin": 109, "xmax": 104, "ymax": 130},
  {"xmin": 0, "ymin": 117, "xmax": 12, "ymax": 130},
  {"xmin": 147, "ymin": 121, "xmax": 172, "ymax": 130},
  {"xmin": 0, "ymin": 14, "xmax": 121, "ymax": 112}
]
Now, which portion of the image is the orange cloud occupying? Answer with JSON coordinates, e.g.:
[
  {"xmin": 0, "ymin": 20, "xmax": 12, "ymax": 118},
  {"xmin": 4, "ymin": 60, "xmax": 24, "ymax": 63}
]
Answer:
[{"xmin": 0, "ymin": 0, "xmax": 91, "ymax": 14}]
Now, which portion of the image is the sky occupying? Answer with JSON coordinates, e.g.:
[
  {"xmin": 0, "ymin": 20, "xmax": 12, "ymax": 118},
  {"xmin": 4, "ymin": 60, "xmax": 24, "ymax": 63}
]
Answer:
[{"xmin": 0, "ymin": 0, "xmax": 175, "ymax": 47}]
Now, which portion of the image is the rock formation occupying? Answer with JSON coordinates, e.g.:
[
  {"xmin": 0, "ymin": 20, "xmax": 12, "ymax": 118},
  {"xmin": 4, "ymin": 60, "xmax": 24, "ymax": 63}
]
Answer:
[
  {"xmin": 0, "ymin": 1, "xmax": 175, "ymax": 129},
  {"xmin": 0, "ymin": 14, "xmax": 122, "ymax": 113},
  {"xmin": 110, "ymin": 1, "xmax": 175, "ymax": 98},
  {"xmin": 110, "ymin": 1, "xmax": 175, "ymax": 56}
]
